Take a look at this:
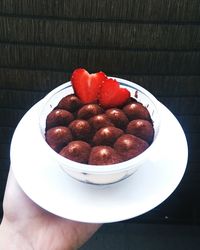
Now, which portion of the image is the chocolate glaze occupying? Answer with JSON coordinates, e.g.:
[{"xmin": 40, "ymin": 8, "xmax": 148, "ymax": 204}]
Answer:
[
  {"xmin": 77, "ymin": 104, "xmax": 104, "ymax": 119},
  {"xmin": 123, "ymin": 102, "xmax": 151, "ymax": 121},
  {"xmin": 114, "ymin": 134, "xmax": 149, "ymax": 160},
  {"xmin": 106, "ymin": 108, "xmax": 129, "ymax": 129},
  {"xmin": 46, "ymin": 126, "xmax": 73, "ymax": 152},
  {"xmin": 88, "ymin": 114, "xmax": 114, "ymax": 132},
  {"xmin": 57, "ymin": 94, "xmax": 83, "ymax": 112},
  {"xmin": 89, "ymin": 146, "xmax": 122, "ymax": 165},
  {"xmin": 126, "ymin": 119, "xmax": 154, "ymax": 144},
  {"xmin": 46, "ymin": 109, "xmax": 74, "ymax": 130},
  {"xmin": 69, "ymin": 119, "xmax": 91, "ymax": 141},
  {"xmin": 60, "ymin": 141, "xmax": 91, "ymax": 163},
  {"xmin": 92, "ymin": 126, "xmax": 124, "ymax": 146}
]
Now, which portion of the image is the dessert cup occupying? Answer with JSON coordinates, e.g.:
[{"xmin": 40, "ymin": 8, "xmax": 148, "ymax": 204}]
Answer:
[{"xmin": 39, "ymin": 77, "xmax": 161, "ymax": 185}]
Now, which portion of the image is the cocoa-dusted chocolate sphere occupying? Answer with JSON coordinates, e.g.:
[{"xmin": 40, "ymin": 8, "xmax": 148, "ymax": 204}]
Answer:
[
  {"xmin": 57, "ymin": 94, "xmax": 83, "ymax": 112},
  {"xmin": 89, "ymin": 146, "xmax": 122, "ymax": 165},
  {"xmin": 45, "ymin": 90, "xmax": 155, "ymax": 166},
  {"xmin": 106, "ymin": 108, "xmax": 129, "ymax": 128},
  {"xmin": 46, "ymin": 126, "xmax": 73, "ymax": 152},
  {"xmin": 46, "ymin": 109, "xmax": 74, "ymax": 130},
  {"xmin": 123, "ymin": 102, "xmax": 151, "ymax": 121},
  {"xmin": 59, "ymin": 141, "xmax": 91, "ymax": 163},
  {"xmin": 92, "ymin": 126, "xmax": 124, "ymax": 146},
  {"xmin": 126, "ymin": 119, "xmax": 154, "ymax": 144},
  {"xmin": 114, "ymin": 134, "xmax": 149, "ymax": 161},
  {"xmin": 88, "ymin": 114, "xmax": 114, "ymax": 132},
  {"xmin": 124, "ymin": 97, "xmax": 138, "ymax": 105},
  {"xmin": 77, "ymin": 104, "xmax": 104, "ymax": 120},
  {"xmin": 69, "ymin": 119, "xmax": 91, "ymax": 140}
]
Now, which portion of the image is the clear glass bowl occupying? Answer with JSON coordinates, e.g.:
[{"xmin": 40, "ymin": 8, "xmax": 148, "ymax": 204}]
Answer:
[{"xmin": 39, "ymin": 77, "xmax": 161, "ymax": 185}]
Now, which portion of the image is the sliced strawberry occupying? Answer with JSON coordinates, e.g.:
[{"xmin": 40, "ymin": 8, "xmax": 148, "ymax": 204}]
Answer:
[
  {"xmin": 99, "ymin": 78, "xmax": 130, "ymax": 108},
  {"xmin": 71, "ymin": 68, "xmax": 107, "ymax": 104}
]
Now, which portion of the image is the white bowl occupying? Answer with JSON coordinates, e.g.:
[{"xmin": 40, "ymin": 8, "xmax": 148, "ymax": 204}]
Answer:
[{"xmin": 39, "ymin": 77, "xmax": 161, "ymax": 185}]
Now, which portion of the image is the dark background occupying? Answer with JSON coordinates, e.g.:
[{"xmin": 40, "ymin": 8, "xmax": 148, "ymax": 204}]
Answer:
[{"xmin": 0, "ymin": 0, "xmax": 200, "ymax": 246}]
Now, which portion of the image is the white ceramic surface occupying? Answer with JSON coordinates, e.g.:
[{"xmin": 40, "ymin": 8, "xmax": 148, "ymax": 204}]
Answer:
[
  {"xmin": 10, "ymin": 98, "xmax": 188, "ymax": 223},
  {"xmin": 39, "ymin": 79, "xmax": 161, "ymax": 184}
]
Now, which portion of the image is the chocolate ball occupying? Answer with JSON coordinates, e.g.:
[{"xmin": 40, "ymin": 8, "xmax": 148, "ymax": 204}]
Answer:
[
  {"xmin": 77, "ymin": 104, "xmax": 104, "ymax": 119},
  {"xmin": 122, "ymin": 97, "xmax": 138, "ymax": 107},
  {"xmin": 57, "ymin": 94, "xmax": 83, "ymax": 112},
  {"xmin": 45, "ymin": 126, "xmax": 73, "ymax": 152},
  {"xmin": 69, "ymin": 119, "xmax": 91, "ymax": 141},
  {"xmin": 123, "ymin": 102, "xmax": 151, "ymax": 121},
  {"xmin": 89, "ymin": 146, "xmax": 122, "ymax": 165},
  {"xmin": 106, "ymin": 108, "xmax": 129, "ymax": 128},
  {"xmin": 46, "ymin": 109, "xmax": 74, "ymax": 130},
  {"xmin": 92, "ymin": 126, "xmax": 124, "ymax": 146},
  {"xmin": 59, "ymin": 141, "xmax": 91, "ymax": 164},
  {"xmin": 126, "ymin": 119, "xmax": 154, "ymax": 144},
  {"xmin": 114, "ymin": 134, "xmax": 149, "ymax": 161},
  {"xmin": 88, "ymin": 114, "xmax": 114, "ymax": 132}
]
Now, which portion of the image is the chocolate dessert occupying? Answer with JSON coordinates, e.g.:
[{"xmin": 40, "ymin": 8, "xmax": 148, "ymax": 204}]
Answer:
[{"xmin": 45, "ymin": 68, "xmax": 154, "ymax": 165}]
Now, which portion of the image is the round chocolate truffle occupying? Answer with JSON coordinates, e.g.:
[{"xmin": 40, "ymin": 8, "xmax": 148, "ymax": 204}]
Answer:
[
  {"xmin": 45, "ymin": 126, "xmax": 73, "ymax": 152},
  {"xmin": 57, "ymin": 94, "xmax": 83, "ymax": 112},
  {"xmin": 89, "ymin": 146, "xmax": 122, "ymax": 165},
  {"xmin": 88, "ymin": 114, "xmax": 114, "ymax": 132},
  {"xmin": 106, "ymin": 108, "xmax": 129, "ymax": 128},
  {"xmin": 59, "ymin": 141, "xmax": 91, "ymax": 164},
  {"xmin": 114, "ymin": 134, "xmax": 149, "ymax": 161},
  {"xmin": 92, "ymin": 126, "xmax": 124, "ymax": 146},
  {"xmin": 77, "ymin": 104, "xmax": 104, "ymax": 119},
  {"xmin": 69, "ymin": 119, "xmax": 91, "ymax": 141},
  {"xmin": 126, "ymin": 119, "xmax": 154, "ymax": 144},
  {"xmin": 124, "ymin": 97, "xmax": 138, "ymax": 105},
  {"xmin": 46, "ymin": 109, "xmax": 74, "ymax": 130},
  {"xmin": 123, "ymin": 102, "xmax": 151, "ymax": 121}
]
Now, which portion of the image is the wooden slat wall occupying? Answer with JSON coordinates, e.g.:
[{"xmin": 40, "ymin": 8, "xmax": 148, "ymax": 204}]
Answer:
[{"xmin": 0, "ymin": 0, "xmax": 200, "ymax": 224}]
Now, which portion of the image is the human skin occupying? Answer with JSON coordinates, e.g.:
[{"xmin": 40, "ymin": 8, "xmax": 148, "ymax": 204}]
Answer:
[{"xmin": 0, "ymin": 169, "xmax": 101, "ymax": 250}]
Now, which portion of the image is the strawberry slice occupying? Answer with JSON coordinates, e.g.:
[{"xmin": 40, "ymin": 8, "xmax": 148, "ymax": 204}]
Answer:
[
  {"xmin": 99, "ymin": 78, "xmax": 130, "ymax": 108},
  {"xmin": 71, "ymin": 68, "xmax": 107, "ymax": 104}
]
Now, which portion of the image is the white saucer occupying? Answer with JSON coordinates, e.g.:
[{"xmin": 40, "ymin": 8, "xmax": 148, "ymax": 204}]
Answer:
[{"xmin": 10, "ymin": 99, "xmax": 188, "ymax": 223}]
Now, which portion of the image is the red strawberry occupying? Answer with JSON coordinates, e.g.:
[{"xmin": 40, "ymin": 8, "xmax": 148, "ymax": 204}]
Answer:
[
  {"xmin": 71, "ymin": 68, "xmax": 107, "ymax": 104},
  {"xmin": 99, "ymin": 78, "xmax": 130, "ymax": 108}
]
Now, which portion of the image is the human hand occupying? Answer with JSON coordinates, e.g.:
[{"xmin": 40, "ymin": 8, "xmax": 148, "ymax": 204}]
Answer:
[{"xmin": 0, "ymin": 169, "xmax": 101, "ymax": 250}]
